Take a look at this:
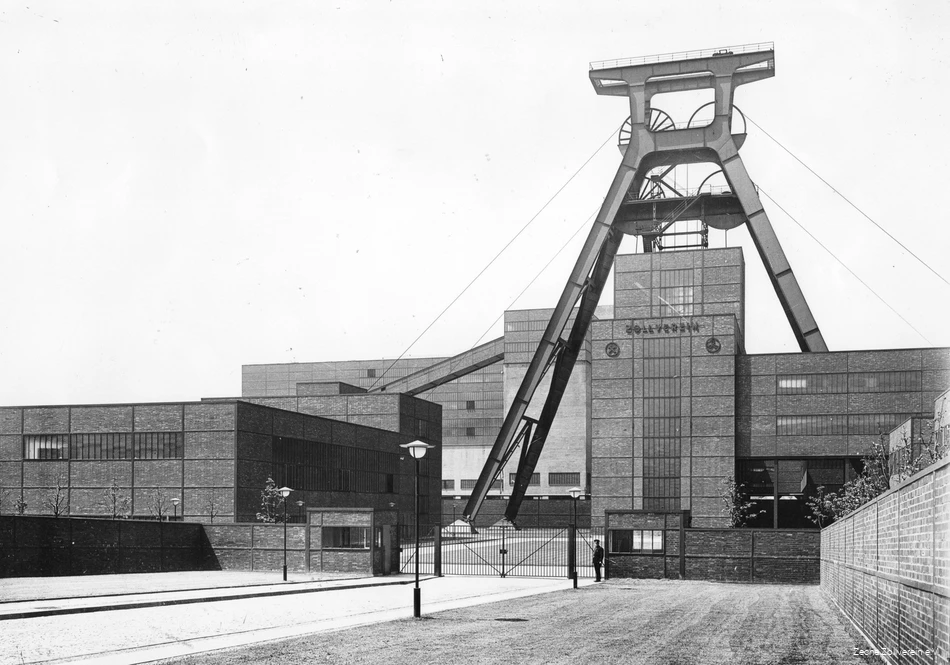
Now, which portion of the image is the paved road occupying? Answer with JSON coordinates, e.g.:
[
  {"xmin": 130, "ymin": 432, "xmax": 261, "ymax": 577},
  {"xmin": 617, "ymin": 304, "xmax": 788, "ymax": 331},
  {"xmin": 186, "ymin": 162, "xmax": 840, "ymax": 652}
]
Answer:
[{"xmin": 0, "ymin": 574, "xmax": 578, "ymax": 664}]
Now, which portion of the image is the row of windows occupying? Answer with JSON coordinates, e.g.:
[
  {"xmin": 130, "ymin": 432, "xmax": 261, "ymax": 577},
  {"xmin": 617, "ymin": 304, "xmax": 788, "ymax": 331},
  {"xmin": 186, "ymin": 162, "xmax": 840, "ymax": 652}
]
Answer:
[
  {"xmin": 23, "ymin": 433, "xmax": 184, "ymax": 460},
  {"xmin": 776, "ymin": 371, "xmax": 923, "ymax": 395},
  {"xmin": 505, "ymin": 320, "xmax": 553, "ymax": 332},
  {"xmin": 644, "ymin": 377, "xmax": 681, "ymax": 398},
  {"xmin": 609, "ymin": 529, "xmax": 665, "ymax": 553},
  {"xmin": 447, "ymin": 427, "xmax": 498, "ymax": 438},
  {"xmin": 443, "ymin": 473, "xmax": 580, "ymax": 490},
  {"xmin": 509, "ymin": 473, "xmax": 541, "ymax": 486},
  {"xmin": 453, "ymin": 479, "xmax": 502, "ymax": 490},
  {"xmin": 643, "ymin": 337, "xmax": 682, "ymax": 359},
  {"xmin": 738, "ymin": 458, "xmax": 860, "ymax": 495},
  {"xmin": 272, "ymin": 436, "xmax": 399, "ymax": 494},
  {"xmin": 776, "ymin": 413, "xmax": 911, "ymax": 436},
  {"xmin": 323, "ymin": 526, "xmax": 370, "ymax": 549}
]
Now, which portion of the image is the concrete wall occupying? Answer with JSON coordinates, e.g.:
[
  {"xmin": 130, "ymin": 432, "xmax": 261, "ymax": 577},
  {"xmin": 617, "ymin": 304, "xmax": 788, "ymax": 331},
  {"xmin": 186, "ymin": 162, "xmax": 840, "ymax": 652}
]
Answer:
[
  {"xmin": 821, "ymin": 457, "xmax": 949, "ymax": 664},
  {"xmin": 0, "ymin": 516, "xmax": 217, "ymax": 577}
]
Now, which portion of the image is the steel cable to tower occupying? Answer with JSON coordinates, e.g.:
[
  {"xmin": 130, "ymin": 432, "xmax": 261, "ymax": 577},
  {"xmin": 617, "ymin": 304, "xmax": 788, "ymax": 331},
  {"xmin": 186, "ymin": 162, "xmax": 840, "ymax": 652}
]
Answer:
[
  {"xmin": 367, "ymin": 123, "xmax": 623, "ymax": 390},
  {"xmin": 757, "ymin": 186, "xmax": 933, "ymax": 345},
  {"xmin": 745, "ymin": 114, "xmax": 949, "ymax": 288},
  {"xmin": 470, "ymin": 205, "xmax": 601, "ymax": 349}
]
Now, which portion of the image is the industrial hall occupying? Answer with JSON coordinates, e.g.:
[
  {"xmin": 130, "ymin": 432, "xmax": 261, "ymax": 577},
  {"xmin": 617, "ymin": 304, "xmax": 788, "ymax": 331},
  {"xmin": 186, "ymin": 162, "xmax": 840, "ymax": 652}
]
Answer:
[{"xmin": 2, "ymin": 45, "xmax": 947, "ymax": 583}]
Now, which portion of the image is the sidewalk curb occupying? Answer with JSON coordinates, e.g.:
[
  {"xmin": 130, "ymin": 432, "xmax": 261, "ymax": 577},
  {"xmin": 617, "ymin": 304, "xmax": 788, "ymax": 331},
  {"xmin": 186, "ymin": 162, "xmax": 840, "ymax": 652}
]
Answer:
[{"xmin": 0, "ymin": 577, "xmax": 422, "ymax": 621}]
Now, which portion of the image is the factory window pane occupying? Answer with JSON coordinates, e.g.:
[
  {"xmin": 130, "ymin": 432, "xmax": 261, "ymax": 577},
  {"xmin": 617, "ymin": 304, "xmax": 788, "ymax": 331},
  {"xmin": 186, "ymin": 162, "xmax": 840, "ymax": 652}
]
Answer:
[
  {"xmin": 323, "ymin": 527, "xmax": 370, "ymax": 549},
  {"xmin": 460, "ymin": 479, "xmax": 477, "ymax": 489},
  {"xmin": 608, "ymin": 529, "xmax": 665, "ymax": 553},
  {"xmin": 365, "ymin": 368, "xmax": 376, "ymax": 378},
  {"xmin": 508, "ymin": 473, "xmax": 540, "ymax": 486},
  {"xmin": 548, "ymin": 472, "xmax": 581, "ymax": 486},
  {"xmin": 442, "ymin": 480, "xmax": 455, "ymax": 490},
  {"xmin": 466, "ymin": 400, "xmax": 476, "ymax": 410},
  {"xmin": 23, "ymin": 435, "xmax": 69, "ymax": 460}
]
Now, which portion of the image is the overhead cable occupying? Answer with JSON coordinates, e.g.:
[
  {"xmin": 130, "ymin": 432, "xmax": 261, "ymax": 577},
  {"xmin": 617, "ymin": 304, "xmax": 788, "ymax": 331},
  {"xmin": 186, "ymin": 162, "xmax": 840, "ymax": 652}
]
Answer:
[
  {"xmin": 471, "ymin": 205, "xmax": 600, "ymax": 348},
  {"xmin": 368, "ymin": 124, "xmax": 622, "ymax": 390},
  {"xmin": 758, "ymin": 186, "xmax": 933, "ymax": 345},
  {"xmin": 746, "ymin": 114, "xmax": 949, "ymax": 288}
]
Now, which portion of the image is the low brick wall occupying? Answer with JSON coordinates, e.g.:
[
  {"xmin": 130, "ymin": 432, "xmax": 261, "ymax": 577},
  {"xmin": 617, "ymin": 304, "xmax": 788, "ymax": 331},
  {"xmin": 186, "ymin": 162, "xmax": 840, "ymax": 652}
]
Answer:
[
  {"xmin": 821, "ymin": 457, "xmax": 949, "ymax": 663},
  {"xmin": 204, "ymin": 523, "xmax": 308, "ymax": 573},
  {"xmin": 606, "ymin": 511, "xmax": 820, "ymax": 584},
  {"xmin": 0, "ymin": 516, "xmax": 217, "ymax": 577}
]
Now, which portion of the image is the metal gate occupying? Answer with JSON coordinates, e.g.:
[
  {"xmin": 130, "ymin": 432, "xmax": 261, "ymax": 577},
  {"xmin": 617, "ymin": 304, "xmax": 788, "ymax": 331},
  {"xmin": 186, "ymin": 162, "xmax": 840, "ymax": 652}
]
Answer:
[
  {"xmin": 439, "ymin": 525, "xmax": 604, "ymax": 578},
  {"xmin": 398, "ymin": 524, "xmax": 438, "ymax": 576}
]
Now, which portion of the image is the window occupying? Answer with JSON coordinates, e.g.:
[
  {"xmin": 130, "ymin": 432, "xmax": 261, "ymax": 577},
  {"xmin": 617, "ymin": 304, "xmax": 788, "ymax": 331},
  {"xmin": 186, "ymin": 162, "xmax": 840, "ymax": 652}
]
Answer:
[
  {"xmin": 465, "ymin": 400, "xmax": 476, "ymax": 410},
  {"xmin": 608, "ymin": 529, "xmax": 665, "ymax": 553},
  {"xmin": 658, "ymin": 269, "xmax": 694, "ymax": 316},
  {"xmin": 442, "ymin": 479, "xmax": 455, "ymax": 490},
  {"xmin": 24, "ymin": 435, "xmax": 68, "ymax": 460},
  {"xmin": 25, "ymin": 432, "xmax": 184, "ymax": 460},
  {"xmin": 466, "ymin": 427, "xmax": 476, "ymax": 437},
  {"xmin": 322, "ymin": 527, "xmax": 370, "ymax": 549},
  {"xmin": 509, "ymin": 473, "xmax": 540, "ymax": 486},
  {"xmin": 272, "ymin": 436, "xmax": 400, "ymax": 494},
  {"xmin": 548, "ymin": 472, "xmax": 581, "ymax": 486},
  {"xmin": 365, "ymin": 368, "xmax": 376, "ymax": 378},
  {"xmin": 776, "ymin": 415, "xmax": 848, "ymax": 436},
  {"xmin": 460, "ymin": 479, "xmax": 477, "ymax": 489}
]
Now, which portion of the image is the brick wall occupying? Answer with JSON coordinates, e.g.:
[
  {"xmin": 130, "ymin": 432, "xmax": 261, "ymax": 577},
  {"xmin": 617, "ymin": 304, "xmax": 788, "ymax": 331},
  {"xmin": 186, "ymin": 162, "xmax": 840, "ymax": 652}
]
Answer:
[
  {"xmin": 605, "ymin": 510, "xmax": 819, "ymax": 583},
  {"xmin": 0, "ymin": 516, "xmax": 216, "ymax": 577},
  {"xmin": 821, "ymin": 457, "xmax": 948, "ymax": 664},
  {"xmin": 203, "ymin": 523, "xmax": 308, "ymax": 573}
]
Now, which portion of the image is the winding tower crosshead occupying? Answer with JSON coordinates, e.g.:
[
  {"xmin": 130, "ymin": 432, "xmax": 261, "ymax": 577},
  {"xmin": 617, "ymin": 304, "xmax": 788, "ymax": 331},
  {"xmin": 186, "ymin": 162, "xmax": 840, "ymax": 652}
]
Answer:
[{"xmin": 463, "ymin": 43, "xmax": 827, "ymax": 526}]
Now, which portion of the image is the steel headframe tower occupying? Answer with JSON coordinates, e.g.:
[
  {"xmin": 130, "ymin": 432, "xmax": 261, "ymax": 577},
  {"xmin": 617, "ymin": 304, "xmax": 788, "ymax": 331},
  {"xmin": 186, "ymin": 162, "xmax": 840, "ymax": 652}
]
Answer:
[{"xmin": 463, "ymin": 43, "xmax": 828, "ymax": 526}]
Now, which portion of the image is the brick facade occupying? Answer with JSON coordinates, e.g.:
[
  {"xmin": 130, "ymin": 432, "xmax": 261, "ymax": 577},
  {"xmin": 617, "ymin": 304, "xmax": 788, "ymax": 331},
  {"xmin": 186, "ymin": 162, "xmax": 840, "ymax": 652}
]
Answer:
[{"xmin": 821, "ymin": 457, "xmax": 949, "ymax": 663}]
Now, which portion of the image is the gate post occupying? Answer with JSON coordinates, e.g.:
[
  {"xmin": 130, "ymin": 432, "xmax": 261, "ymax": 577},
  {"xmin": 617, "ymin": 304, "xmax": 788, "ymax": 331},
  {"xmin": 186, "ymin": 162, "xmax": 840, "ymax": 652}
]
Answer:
[
  {"xmin": 568, "ymin": 525, "xmax": 577, "ymax": 587},
  {"xmin": 434, "ymin": 526, "xmax": 442, "ymax": 577}
]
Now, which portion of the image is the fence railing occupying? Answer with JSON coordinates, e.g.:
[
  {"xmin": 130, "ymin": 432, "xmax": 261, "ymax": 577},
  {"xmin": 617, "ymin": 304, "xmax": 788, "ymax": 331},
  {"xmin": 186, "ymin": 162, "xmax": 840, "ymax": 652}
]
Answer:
[{"xmin": 590, "ymin": 42, "xmax": 774, "ymax": 71}]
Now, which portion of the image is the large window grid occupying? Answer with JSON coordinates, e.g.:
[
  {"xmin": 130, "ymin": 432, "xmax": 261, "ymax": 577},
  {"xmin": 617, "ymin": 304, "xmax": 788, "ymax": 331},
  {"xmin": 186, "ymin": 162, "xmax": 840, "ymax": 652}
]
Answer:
[
  {"xmin": 509, "ymin": 473, "xmax": 540, "ymax": 486},
  {"xmin": 272, "ymin": 436, "xmax": 398, "ymax": 494},
  {"xmin": 24, "ymin": 432, "xmax": 184, "ymax": 460},
  {"xmin": 657, "ymin": 269, "xmax": 694, "ymax": 316},
  {"xmin": 642, "ymin": 338, "xmax": 681, "ymax": 512},
  {"xmin": 776, "ymin": 414, "xmax": 913, "ymax": 436},
  {"xmin": 548, "ymin": 472, "xmax": 581, "ymax": 486},
  {"xmin": 776, "ymin": 371, "xmax": 922, "ymax": 395},
  {"xmin": 609, "ymin": 529, "xmax": 665, "ymax": 553}
]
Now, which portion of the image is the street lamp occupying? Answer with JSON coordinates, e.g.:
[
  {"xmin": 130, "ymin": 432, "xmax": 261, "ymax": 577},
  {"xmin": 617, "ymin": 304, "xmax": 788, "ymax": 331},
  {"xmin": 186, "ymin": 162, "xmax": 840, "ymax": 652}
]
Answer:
[
  {"xmin": 278, "ymin": 487, "xmax": 293, "ymax": 581},
  {"xmin": 401, "ymin": 440, "xmax": 434, "ymax": 618},
  {"xmin": 171, "ymin": 497, "xmax": 180, "ymax": 522},
  {"xmin": 568, "ymin": 487, "xmax": 582, "ymax": 588},
  {"xmin": 295, "ymin": 500, "xmax": 304, "ymax": 524}
]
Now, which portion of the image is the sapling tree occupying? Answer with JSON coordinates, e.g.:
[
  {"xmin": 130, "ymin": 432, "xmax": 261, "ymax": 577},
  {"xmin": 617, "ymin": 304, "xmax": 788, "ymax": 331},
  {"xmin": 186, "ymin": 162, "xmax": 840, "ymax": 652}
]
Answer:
[{"xmin": 256, "ymin": 477, "xmax": 285, "ymax": 523}]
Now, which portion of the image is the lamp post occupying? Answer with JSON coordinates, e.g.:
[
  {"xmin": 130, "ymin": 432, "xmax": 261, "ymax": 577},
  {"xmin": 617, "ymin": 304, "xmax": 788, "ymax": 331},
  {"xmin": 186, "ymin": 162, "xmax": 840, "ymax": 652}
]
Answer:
[
  {"xmin": 296, "ymin": 500, "xmax": 304, "ymax": 524},
  {"xmin": 278, "ymin": 487, "xmax": 292, "ymax": 581},
  {"xmin": 401, "ymin": 440, "xmax": 434, "ymax": 618},
  {"xmin": 568, "ymin": 487, "xmax": 582, "ymax": 588},
  {"xmin": 171, "ymin": 497, "xmax": 180, "ymax": 522}
]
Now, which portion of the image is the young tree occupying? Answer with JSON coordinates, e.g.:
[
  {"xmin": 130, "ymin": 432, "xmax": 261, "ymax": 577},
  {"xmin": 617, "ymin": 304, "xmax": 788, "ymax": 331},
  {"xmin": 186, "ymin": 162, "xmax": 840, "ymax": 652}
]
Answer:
[
  {"xmin": 256, "ymin": 477, "xmax": 285, "ymax": 523},
  {"xmin": 146, "ymin": 488, "xmax": 171, "ymax": 521},
  {"xmin": 206, "ymin": 488, "xmax": 220, "ymax": 523},
  {"xmin": 806, "ymin": 426, "xmax": 948, "ymax": 528},
  {"xmin": 718, "ymin": 475, "xmax": 765, "ymax": 527},
  {"xmin": 104, "ymin": 478, "xmax": 130, "ymax": 520},
  {"xmin": 44, "ymin": 476, "xmax": 69, "ymax": 517},
  {"xmin": 14, "ymin": 494, "xmax": 27, "ymax": 515}
]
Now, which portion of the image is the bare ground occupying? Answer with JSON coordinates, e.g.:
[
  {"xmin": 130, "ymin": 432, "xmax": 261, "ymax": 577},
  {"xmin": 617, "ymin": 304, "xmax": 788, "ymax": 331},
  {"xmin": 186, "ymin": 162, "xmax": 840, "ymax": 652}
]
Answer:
[{"xmin": 159, "ymin": 579, "xmax": 883, "ymax": 665}]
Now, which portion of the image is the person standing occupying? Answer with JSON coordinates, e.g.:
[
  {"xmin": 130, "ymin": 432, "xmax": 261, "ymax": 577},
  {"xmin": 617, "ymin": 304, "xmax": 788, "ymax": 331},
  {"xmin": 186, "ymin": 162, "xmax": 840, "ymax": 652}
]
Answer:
[{"xmin": 592, "ymin": 539, "xmax": 605, "ymax": 582}]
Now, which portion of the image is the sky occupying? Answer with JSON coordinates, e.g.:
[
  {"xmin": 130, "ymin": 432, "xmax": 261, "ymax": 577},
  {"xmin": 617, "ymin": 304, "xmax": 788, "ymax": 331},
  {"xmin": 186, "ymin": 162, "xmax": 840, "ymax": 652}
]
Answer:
[{"xmin": 1, "ymin": 1, "xmax": 949, "ymax": 405}]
